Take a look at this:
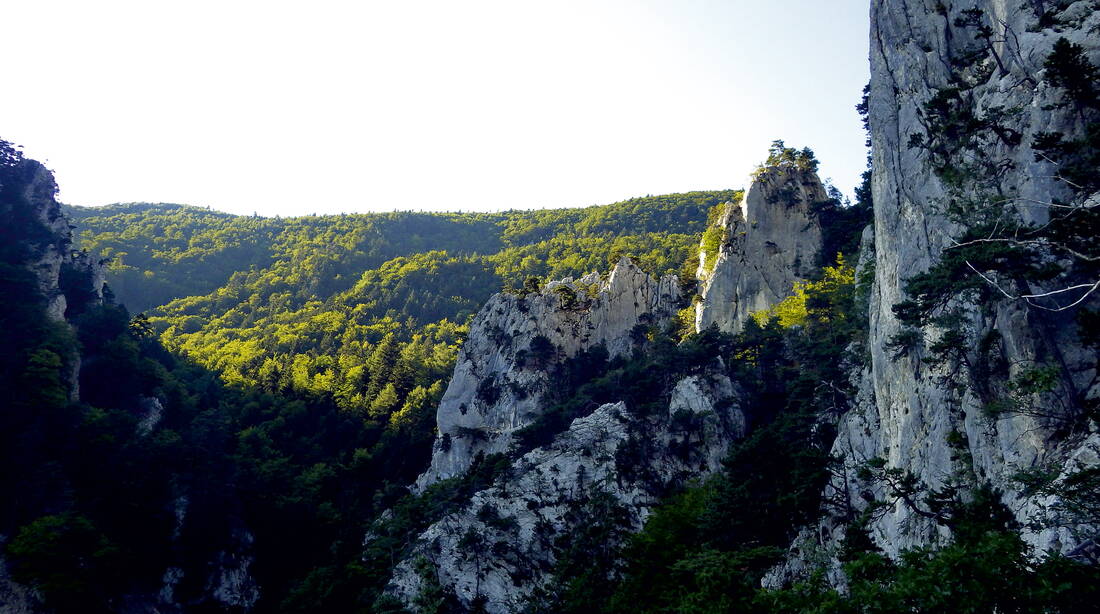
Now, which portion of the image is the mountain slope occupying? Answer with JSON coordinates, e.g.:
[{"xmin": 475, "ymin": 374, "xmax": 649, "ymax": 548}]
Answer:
[{"xmin": 68, "ymin": 192, "xmax": 731, "ymax": 422}]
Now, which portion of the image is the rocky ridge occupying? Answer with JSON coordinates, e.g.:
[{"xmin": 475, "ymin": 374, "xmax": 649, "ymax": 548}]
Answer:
[
  {"xmin": 388, "ymin": 158, "xmax": 848, "ymax": 611},
  {"xmin": 383, "ymin": 259, "xmax": 746, "ymax": 612},
  {"xmin": 387, "ymin": 376, "xmax": 739, "ymax": 614},
  {"xmin": 414, "ymin": 257, "xmax": 681, "ymax": 491},
  {"xmin": 388, "ymin": 378, "xmax": 741, "ymax": 612}
]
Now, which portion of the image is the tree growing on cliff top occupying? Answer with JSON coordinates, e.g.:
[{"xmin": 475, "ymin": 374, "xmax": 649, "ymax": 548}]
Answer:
[{"xmin": 752, "ymin": 139, "xmax": 819, "ymax": 176}]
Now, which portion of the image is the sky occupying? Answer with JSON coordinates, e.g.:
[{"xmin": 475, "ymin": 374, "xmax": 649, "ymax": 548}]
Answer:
[{"xmin": 3, "ymin": 0, "xmax": 870, "ymax": 216}]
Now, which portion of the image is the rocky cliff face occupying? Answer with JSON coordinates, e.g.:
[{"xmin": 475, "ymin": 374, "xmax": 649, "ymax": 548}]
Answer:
[
  {"xmin": 384, "ymin": 260, "xmax": 744, "ymax": 612},
  {"xmin": 388, "ymin": 377, "xmax": 742, "ymax": 613},
  {"xmin": 0, "ymin": 547, "xmax": 39, "ymax": 614},
  {"xmin": 0, "ymin": 154, "xmax": 109, "ymax": 406},
  {"xmin": 695, "ymin": 166, "xmax": 826, "ymax": 333},
  {"xmin": 415, "ymin": 258, "xmax": 681, "ymax": 491},
  {"xmin": 770, "ymin": 0, "xmax": 1100, "ymax": 582},
  {"xmin": 855, "ymin": 0, "xmax": 1098, "ymax": 555},
  {"xmin": 2, "ymin": 158, "xmax": 106, "ymax": 323},
  {"xmin": 18, "ymin": 161, "xmax": 76, "ymax": 322}
]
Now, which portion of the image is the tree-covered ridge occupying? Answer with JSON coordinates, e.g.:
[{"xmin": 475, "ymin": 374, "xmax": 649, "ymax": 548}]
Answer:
[
  {"xmin": 65, "ymin": 203, "xmax": 506, "ymax": 313},
  {"xmin": 67, "ymin": 191, "xmax": 733, "ymax": 420},
  {"xmin": 68, "ymin": 191, "xmax": 733, "ymax": 312},
  {"xmin": 2, "ymin": 147, "xmax": 495, "ymax": 611},
  {"xmin": 496, "ymin": 191, "xmax": 730, "ymax": 245}
]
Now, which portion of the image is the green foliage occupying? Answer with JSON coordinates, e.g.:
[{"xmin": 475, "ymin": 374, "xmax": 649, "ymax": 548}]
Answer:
[
  {"xmin": 759, "ymin": 491, "xmax": 1100, "ymax": 614},
  {"xmin": 6, "ymin": 513, "xmax": 121, "ymax": 612},
  {"xmin": 752, "ymin": 139, "xmax": 820, "ymax": 177},
  {"xmin": 753, "ymin": 258, "xmax": 855, "ymax": 328},
  {"xmin": 65, "ymin": 204, "xmax": 503, "ymax": 313},
  {"xmin": 20, "ymin": 348, "xmax": 69, "ymax": 410},
  {"xmin": 695, "ymin": 194, "xmax": 745, "ymax": 279},
  {"xmin": 812, "ymin": 186, "xmax": 873, "ymax": 269},
  {"xmin": 609, "ymin": 480, "xmax": 1100, "ymax": 613},
  {"xmin": 699, "ymin": 224, "xmax": 725, "ymax": 275},
  {"xmin": 70, "ymin": 191, "xmax": 730, "ymax": 316},
  {"xmin": 1043, "ymin": 37, "xmax": 1099, "ymax": 110},
  {"xmin": 545, "ymin": 251, "xmax": 867, "ymax": 613},
  {"xmin": 64, "ymin": 191, "xmax": 727, "ymax": 432}
]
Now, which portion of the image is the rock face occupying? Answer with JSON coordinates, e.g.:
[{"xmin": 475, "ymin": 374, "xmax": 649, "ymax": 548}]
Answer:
[
  {"xmin": 0, "ymin": 547, "xmax": 41, "ymax": 614},
  {"xmin": 384, "ymin": 259, "xmax": 744, "ymax": 612},
  {"xmin": 768, "ymin": 0, "xmax": 1100, "ymax": 582},
  {"xmin": 204, "ymin": 529, "xmax": 261, "ymax": 610},
  {"xmin": 19, "ymin": 161, "xmax": 75, "ymax": 322},
  {"xmin": 388, "ymin": 374, "xmax": 742, "ymax": 613},
  {"xmin": 414, "ymin": 257, "xmax": 681, "ymax": 491},
  {"xmin": 117, "ymin": 513, "xmax": 261, "ymax": 614},
  {"xmin": 0, "ymin": 153, "xmax": 108, "ymax": 404},
  {"xmin": 695, "ymin": 166, "xmax": 826, "ymax": 333},
  {"xmin": 2, "ymin": 158, "xmax": 106, "ymax": 323}
]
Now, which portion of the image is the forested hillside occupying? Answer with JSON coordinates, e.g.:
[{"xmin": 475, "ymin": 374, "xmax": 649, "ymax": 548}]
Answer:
[
  {"xmin": 67, "ymin": 193, "xmax": 731, "ymax": 420},
  {"xmin": 67, "ymin": 193, "xmax": 725, "ymax": 312}
]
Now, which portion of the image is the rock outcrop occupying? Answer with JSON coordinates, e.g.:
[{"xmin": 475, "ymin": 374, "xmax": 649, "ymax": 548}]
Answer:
[
  {"xmin": 0, "ymin": 546, "xmax": 40, "ymax": 614},
  {"xmin": 0, "ymin": 156, "xmax": 106, "ymax": 323},
  {"xmin": 383, "ymin": 259, "xmax": 744, "ymax": 612},
  {"xmin": 388, "ymin": 372, "xmax": 742, "ymax": 613},
  {"xmin": 415, "ymin": 257, "xmax": 681, "ymax": 491},
  {"xmin": 19, "ymin": 161, "xmax": 75, "ymax": 322},
  {"xmin": 695, "ymin": 166, "xmax": 826, "ymax": 333}
]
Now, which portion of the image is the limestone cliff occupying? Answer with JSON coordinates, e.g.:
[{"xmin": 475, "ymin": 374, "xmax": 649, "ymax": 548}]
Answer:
[
  {"xmin": 0, "ymin": 156, "xmax": 106, "ymax": 324},
  {"xmin": 414, "ymin": 258, "xmax": 681, "ymax": 491},
  {"xmin": 384, "ymin": 260, "xmax": 744, "ymax": 612},
  {"xmin": 0, "ymin": 546, "xmax": 38, "ymax": 614},
  {"xmin": 768, "ymin": 0, "xmax": 1100, "ymax": 583},
  {"xmin": 389, "ymin": 381, "xmax": 741, "ymax": 613},
  {"xmin": 695, "ymin": 166, "xmax": 827, "ymax": 334}
]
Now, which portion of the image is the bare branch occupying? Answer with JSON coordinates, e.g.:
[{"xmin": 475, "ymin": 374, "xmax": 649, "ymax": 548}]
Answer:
[
  {"xmin": 947, "ymin": 236, "xmax": 1100, "ymax": 262},
  {"xmin": 964, "ymin": 261, "xmax": 1100, "ymax": 311},
  {"xmin": 984, "ymin": 195, "xmax": 1096, "ymax": 210}
]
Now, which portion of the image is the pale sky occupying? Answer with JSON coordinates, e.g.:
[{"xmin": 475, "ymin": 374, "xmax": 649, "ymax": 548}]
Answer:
[{"xmin": 3, "ymin": 0, "xmax": 870, "ymax": 216}]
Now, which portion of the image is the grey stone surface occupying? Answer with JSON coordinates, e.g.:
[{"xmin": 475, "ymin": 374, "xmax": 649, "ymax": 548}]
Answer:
[
  {"xmin": 414, "ymin": 257, "xmax": 681, "ymax": 491},
  {"xmin": 389, "ymin": 373, "xmax": 742, "ymax": 613},
  {"xmin": 767, "ymin": 0, "xmax": 1100, "ymax": 585},
  {"xmin": 696, "ymin": 166, "xmax": 826, "ymax": 333},
  {"xmin": 0, "ymin": 545, "xmax": 42, "ymax": 614},
  {"xmin": 385, "ymin": 259, "xmax": 742, "ymax": 612}
]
